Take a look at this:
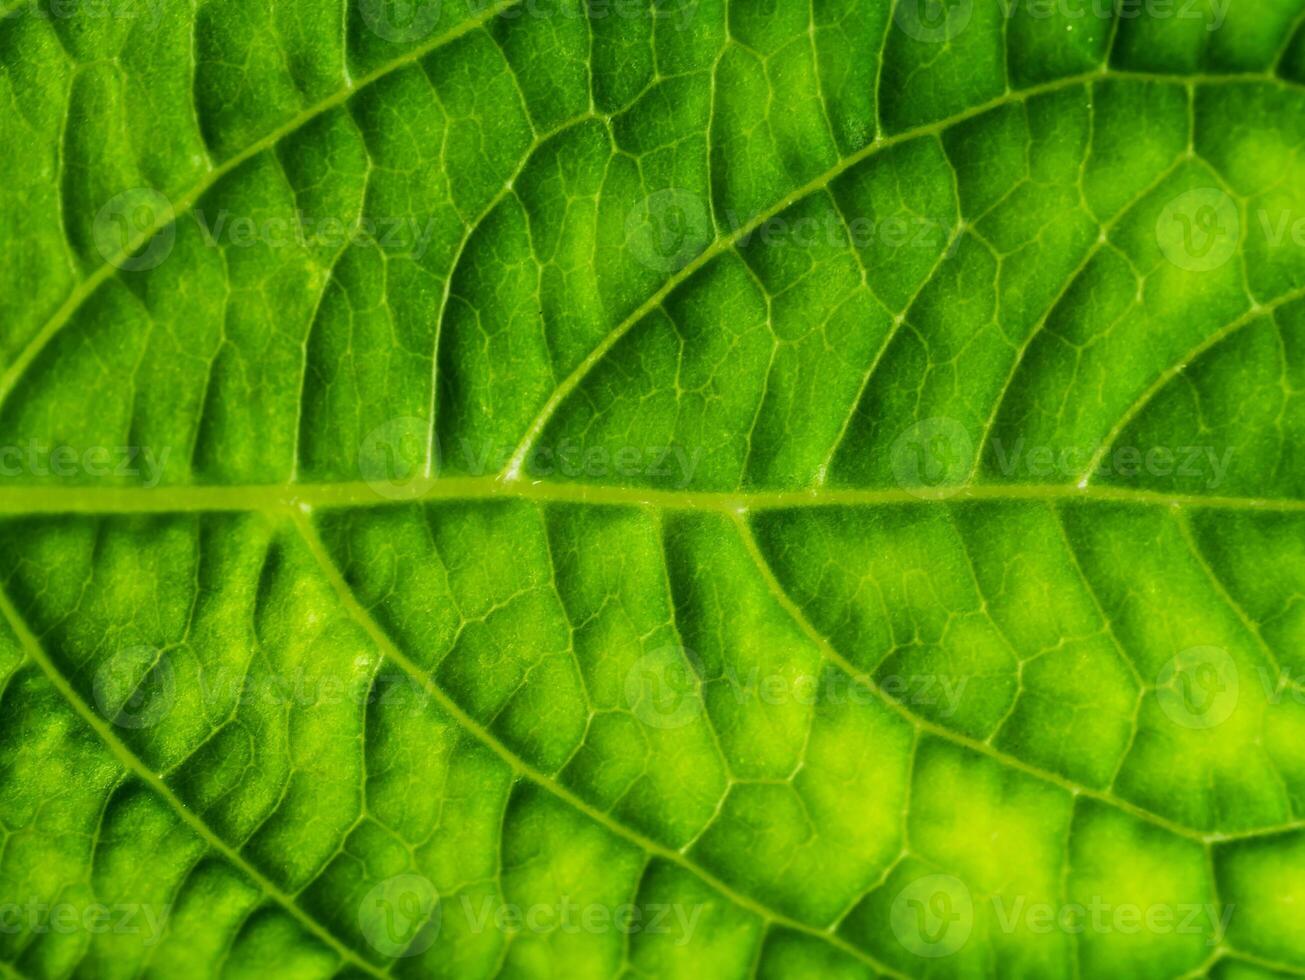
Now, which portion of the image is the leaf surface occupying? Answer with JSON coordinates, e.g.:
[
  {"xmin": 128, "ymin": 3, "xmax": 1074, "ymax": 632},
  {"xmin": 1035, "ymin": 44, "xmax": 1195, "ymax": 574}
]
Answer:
[{"xmin": 2, "ymin": 1, "xmax": 1305, "ymax": 977}]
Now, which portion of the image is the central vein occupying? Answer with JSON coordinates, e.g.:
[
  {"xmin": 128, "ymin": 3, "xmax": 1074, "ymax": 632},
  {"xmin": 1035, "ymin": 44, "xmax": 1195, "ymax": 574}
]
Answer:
[{"xmin": 0, "ymin": 477, "xmax": 1299, "ymax": 515}]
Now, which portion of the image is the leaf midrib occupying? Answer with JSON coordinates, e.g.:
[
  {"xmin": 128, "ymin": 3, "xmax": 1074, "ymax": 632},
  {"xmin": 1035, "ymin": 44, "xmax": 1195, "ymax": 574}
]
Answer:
[
  {"xmin": 6, "ymin": 476, "xmax": 1301, "ymax": 976},
  {"xmin": 4, "ymin": 8, "xmax": 1304, "ymax": 975},
  {"xmin": 0, "ymin": 478, "xmax": 1300, "ymax": 516}
]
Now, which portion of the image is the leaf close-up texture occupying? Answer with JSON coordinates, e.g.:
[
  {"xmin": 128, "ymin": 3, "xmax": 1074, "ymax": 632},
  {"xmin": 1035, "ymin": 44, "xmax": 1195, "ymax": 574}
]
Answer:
[{"xmin": 4, "ymin": 0, "xmax": 1305, "ymax": 977}]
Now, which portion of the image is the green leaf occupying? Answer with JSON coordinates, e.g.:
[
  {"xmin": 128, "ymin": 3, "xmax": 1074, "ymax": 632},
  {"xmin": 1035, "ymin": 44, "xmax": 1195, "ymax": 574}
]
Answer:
[{"xmin": 2, "ymin": 1, "xmax": 1305, "ymax": 978}]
